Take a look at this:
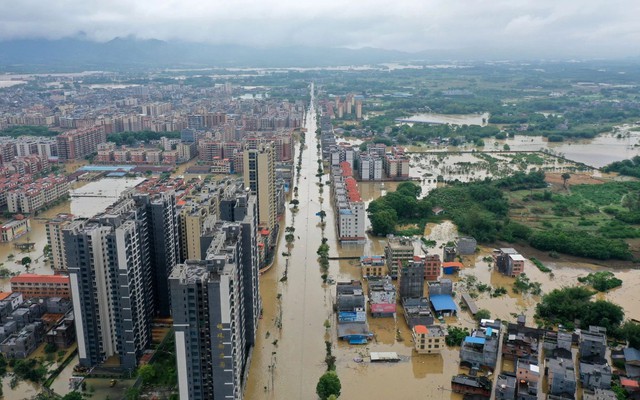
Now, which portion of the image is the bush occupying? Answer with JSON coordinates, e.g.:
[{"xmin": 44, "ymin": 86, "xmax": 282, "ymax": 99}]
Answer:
[
  {"xmin": 44, "ymin": 343, "xmax": 57, "ymax": 354},
  {"xmin": 445, "ymin": 326, "xmax": 470, "ymax": 346}
]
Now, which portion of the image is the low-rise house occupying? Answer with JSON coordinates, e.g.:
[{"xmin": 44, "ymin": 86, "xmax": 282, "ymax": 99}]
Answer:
[
  {"xmin": 460, "ymin": 328, "xmax": 500, "ymax": 371},
  {"xmin": 336, "ymin": 281, "xmax": 369, "ymax": 344},
  {"xmin": 412, "ymin": 325, "xmax": 446, "ymax": 354},
  {"xmin": 0, "ymin": 321, "xmax": 45, "ymax": 359},
  {"xmin": 360, "ymin": 255, "xmax": 386, "ymax": 278},
  {"xmin": 545, "ymin": 357, "xmax": 576, "ymax": 398},
  {"xmin": 579, "ymin": 326, "xmax": 611, "ymax": 390},
  {"xmin": 428, "ymin": 279, "xmax": 457, "ymax": 317},
  {"xmin": 456, "ymin": 237, "xmax": 477, "ymax": 255},
  {"xmin": 495, "ymin": 374, "xmax": 516, "ymax": 399},
  {"xmin": 583, "ymin": 389, "xmax": 618, "ymax": 400},
  {"xmin": 624, "ymin": 347, "xmax": 640, "ymax": 378},
  {"xmin": 412, "ymin": 324, "xmax": 445, "ymax": 354},
  {"xmin": 45, "ymin": 313, "xmax": 75, "ymax": 349},
  {"xmin": 516, "ymin": 359, "xmax": 540, "ymax": 399},
  {"xmin": 494, "ymin": 248, "xmax": 525, "ymax": 277},
  {"xmin": 451, "ymin": 374, "xmax": 491, "ymax": 397},
  {"xmin": 368, "ymin": 277, "xmax": 396, "ymax": 318},
  {"xmin": 502, "ymin": 316, "xmax": 541, "ymax": 361},
  {"xmin": 0, "ymin": 217, "xmax": 31, "ymax": 242},
  {"xmin": 580, "ymin": 326, "xmax": 608, "ymax": 363},
  {"xmin": 402, "ymin": 297, "xmax": 434, "ymax": 328},
  {"xmin": 579, "ymin": 362, "xmax": 612, "ymax": 391},
  {"xmin": 421, "ymin": 254, "xmax": 441, "ymax": 281}
]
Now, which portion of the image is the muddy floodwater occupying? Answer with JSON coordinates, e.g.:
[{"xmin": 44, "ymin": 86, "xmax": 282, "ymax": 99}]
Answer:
[{"xmin": 245, "ymin": 87, "xmax": 464, "ymax": 399}]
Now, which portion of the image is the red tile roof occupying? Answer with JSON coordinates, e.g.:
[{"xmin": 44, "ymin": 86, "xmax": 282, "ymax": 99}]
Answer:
[
  {"xmin": 414, "ymin": 325, "xmax": 428, "ymax": 334},
  {"xmin": 10, "ymin": 274, "xmax": 70, "ymax": 284},
  {"xmin": 621, "ymin": 378, "xmax": 640, "ymax": 388}
]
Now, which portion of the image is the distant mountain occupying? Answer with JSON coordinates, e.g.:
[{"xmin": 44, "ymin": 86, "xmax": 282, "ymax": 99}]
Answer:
[{"xmin": 0, "ymin": 37, "xmax": 424, "ymax": 70}]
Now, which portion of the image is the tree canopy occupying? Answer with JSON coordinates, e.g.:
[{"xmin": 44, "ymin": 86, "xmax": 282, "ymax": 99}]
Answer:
[
  {"xmin": 536, "ymin": 286, "xmax": 624, "ymax": 332},
  {"xmin": 316, "ymin": 371, "xmax": 341, "ymax": 400}
]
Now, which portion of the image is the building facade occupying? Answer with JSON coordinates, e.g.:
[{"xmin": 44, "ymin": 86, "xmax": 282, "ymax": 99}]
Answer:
[
  {"xmin": 243, "ymin": 143, "xmax": 276, "ymax": 232},
  {"xmin": 171, "ymin": 221, "xmax": 258, "ymax": 400},
  {"xmin": 64, "ymin": 192, "xmax": 177, "ymax": 371}
]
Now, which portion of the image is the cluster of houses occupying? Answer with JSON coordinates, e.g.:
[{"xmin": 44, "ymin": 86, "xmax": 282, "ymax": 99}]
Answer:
[
  {"xmin": 452, "ymin": 317, "xmax": 638, "ymax": 400},
  {"xmin": 0, "ymin": 274, "xmax": 75, "ymax": 360}
]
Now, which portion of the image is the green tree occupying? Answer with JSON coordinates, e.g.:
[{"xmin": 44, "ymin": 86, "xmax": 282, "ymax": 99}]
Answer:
[
  {"xmin": 62, "ymin": 392, "xmax": 83, "ymax": 400},
  {"xmin": 578, "ymin": 271, "xmax": 623, "ymax": 292},
  {"xmin": 369, "ymin": 209, "xmax": 398, "ymax": 235},
  {"xmin": 622, "ymin": 321, "xmax": 640, "ymax": 349},
  {"xmin": 475, "ymin": 309, "xmax": 491, "ymax": 321},
  {"xmin": 125, "ymin": 387, "xmax": 141, "ymax": 400},
  {"xmin": 316, "ymin": 371, "xmax": 341, "ymax": 400},
  {"xmin": 137, "ymin": 364, "xmax": 156, "ymax": 384},
  {"xmin": 21, "ymin": 256, "xmax": 32, "ymax": 266},
  {"xmin": 561, "ymin": 172, "xmax": 571, "ymax": 189},
  {"xmin": 445, "ymin": 326, "xmax": 470, "ymax": 346}
]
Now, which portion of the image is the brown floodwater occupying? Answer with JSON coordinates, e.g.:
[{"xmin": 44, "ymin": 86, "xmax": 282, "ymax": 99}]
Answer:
[{"xmin": 245, "ymin": 88, "xmax": 465, "ymax": 400}]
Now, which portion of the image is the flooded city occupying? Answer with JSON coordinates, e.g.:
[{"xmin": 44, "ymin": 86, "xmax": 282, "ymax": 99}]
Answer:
[{"xmin": 245, "ymin": 89, "xmax": 640, "ymax": 399}]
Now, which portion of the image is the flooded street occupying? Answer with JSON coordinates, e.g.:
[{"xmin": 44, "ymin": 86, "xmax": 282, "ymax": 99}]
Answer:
[
  {"xmin": 245, "ymin": 85, "xmax": 330, "ymax": 399},
  {"xmin": 246, "ymin": 86, "xmax": 464, "ymax": 399}
]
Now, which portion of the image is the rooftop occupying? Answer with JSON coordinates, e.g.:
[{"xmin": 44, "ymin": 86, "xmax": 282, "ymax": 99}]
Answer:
[{"xmin": 10, "ymin": 274, "xmax": 69, "ymax": 284}]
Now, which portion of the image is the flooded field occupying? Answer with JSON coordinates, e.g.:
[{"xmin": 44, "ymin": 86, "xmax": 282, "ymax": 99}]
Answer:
[
  {"xmin": 398, "ymin": 112, "xmax": 490, "ymax": 126},
  {"xmin": 408, "ymin": 151, "xmax": 591, "ymax": 196},
  {"xmin": 407, "ymin": 126, "xmax": 640, "ymax": 168}
]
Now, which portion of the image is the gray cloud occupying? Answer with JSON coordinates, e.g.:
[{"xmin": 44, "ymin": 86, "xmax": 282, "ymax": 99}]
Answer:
[{"xmin": 0, "ymin": 0, "xmax": 638, "ymax": 58}]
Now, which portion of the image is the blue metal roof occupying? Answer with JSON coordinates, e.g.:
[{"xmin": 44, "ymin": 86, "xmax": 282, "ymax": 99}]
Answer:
[
  {"xmin": 430, "ymin": 294, "xmax": 458, "ymax": 312},
  {"xmin": 625, "ymin": 347, "xmax": 640, "ymax": 362},
  {"xmin": 464, "ymin": 336, "xmax": 486, "ymax": 345}
]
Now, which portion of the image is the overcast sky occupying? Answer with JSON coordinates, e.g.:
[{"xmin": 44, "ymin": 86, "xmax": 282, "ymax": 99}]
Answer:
[{"xmin": 1, "ymin": 0, "xmax": 639, "ymax": 58}]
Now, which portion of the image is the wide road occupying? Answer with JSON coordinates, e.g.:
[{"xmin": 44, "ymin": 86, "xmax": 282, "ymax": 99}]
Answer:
[{"xmin": 245, "ymin": 83, "xmax": 334, "ymax": 399}]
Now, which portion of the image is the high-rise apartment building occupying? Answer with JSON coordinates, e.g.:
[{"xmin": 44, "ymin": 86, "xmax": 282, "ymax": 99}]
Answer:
[
  {"xmin": 217, "ymin": 182, "xmax": 260, "ymax": 348},
  {"xmin": 65, "ymin": 190, "xmax": 179, "ymax": 370},
  {"xmin": 171, "ymin": 220, "xmax": 258, "ymax": 400},
  {"xmin": 134, "ymin": 191, "xmax": 180, "ymax": 317},
  {"xmin": 45, "ymin": 213, "xmax": 75, "ymax": 273},
  {"xmin": 56, "ymin": 126, "xmax": 106, "ymax": 160},
  {"xmin": 243, "ymin": 142, "xmax": 276, "ymax": 232}
]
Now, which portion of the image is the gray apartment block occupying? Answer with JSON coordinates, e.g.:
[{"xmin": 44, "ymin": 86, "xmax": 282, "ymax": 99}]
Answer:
[
  {"xmin": 45, "ymin": 297, "xmax": 72, "ymax": 314},
  {"xmin": 456, "ymin": 237, "xmax": 477, "ymax": 255},
  {"xmin": 579, "ymin": 362, "xmax": 612, "ymax": 390},
  {"xmin": 402, "ymin": 297, "xmax": 434, "ymax": 328},
  {"xmin": 217, "ymin": 181, "xmax": 260, "ymax": 349},
  {"xmin": 428, "ymin": 279, "xmax": 453, "ymax": 296},
  {"xmin": 134, "ymin": 191, "xmax": 180, "ymax": 318},
  {"xmin": 65, "ymin": 195, "xmax": 157, "ymax": 371},
  {"xmin": 399, "ymin": 260, "xmax": 424, "ymax": 299},
  {"xmin": 336, "ymin": 281, "xmax": 366, "ymax": 312},
  {"xmin": 545, "ymin": 357, "xmax": 576, "ymax": 398},
  {"xmin": 580, "ymin": 326, "xmax": 607, "ymax": 363},
  {"xmin": 171, "ymin": 222, "xmax": 254, "ymax": 400}
]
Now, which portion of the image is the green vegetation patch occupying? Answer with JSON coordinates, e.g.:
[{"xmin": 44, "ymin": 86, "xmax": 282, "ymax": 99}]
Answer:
[
  {"xmin": 577, "ymin": 271, "xmax": 623, "ymax": 292},
  {"xmin": 603, "ymin": 156, "xmax": 640, "ymax": 178},
  {"xmin": 536, "ymin": 286, "xmax": 624, "ymax": 332}
]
